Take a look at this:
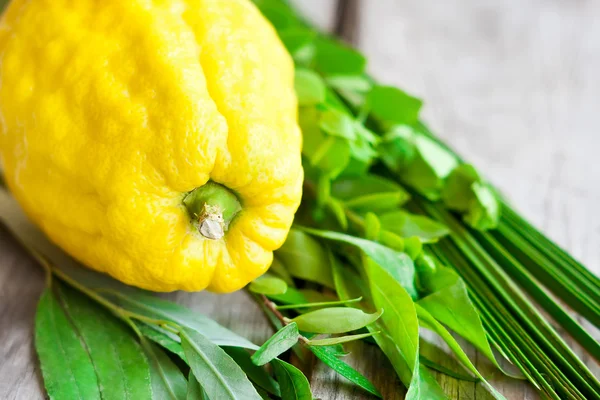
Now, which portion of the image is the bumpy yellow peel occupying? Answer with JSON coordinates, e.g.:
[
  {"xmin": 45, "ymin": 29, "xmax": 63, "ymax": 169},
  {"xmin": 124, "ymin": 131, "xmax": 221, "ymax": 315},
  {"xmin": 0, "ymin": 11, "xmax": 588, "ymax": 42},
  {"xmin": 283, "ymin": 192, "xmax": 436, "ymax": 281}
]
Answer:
[{"xmin": 0, "ymin": 0, "xmax": 303, "ymax": 292}]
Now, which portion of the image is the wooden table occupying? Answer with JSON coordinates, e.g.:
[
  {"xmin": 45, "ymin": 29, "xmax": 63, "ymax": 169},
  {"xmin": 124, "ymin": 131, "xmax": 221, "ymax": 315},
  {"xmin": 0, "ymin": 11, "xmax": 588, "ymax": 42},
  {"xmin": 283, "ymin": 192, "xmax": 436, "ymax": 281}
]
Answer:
[{"xmin": 1, "ymin": 1, "xmax": 599, "ymax": 398}]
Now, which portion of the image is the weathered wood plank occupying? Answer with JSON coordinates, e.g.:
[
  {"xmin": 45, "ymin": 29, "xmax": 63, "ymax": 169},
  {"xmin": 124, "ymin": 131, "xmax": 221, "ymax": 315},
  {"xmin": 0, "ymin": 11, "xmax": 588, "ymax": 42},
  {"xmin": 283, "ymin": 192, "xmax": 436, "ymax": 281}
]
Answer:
[{"xmin": 0, "ymin": 1, "xmax": 599, "ymax": 399}]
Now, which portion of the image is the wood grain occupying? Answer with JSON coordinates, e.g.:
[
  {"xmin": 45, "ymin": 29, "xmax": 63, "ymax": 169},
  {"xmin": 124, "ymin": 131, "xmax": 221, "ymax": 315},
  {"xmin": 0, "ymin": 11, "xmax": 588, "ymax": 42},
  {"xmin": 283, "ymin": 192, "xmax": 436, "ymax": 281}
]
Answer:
[{"xmin": 0, "ymin": 0, "xmax": 599, "ymax": 399}]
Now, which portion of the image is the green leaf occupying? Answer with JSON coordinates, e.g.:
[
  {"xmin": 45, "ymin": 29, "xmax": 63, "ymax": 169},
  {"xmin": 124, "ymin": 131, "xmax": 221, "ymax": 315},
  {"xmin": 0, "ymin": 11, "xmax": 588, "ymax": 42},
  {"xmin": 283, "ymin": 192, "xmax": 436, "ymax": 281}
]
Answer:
[
  {"xmin": 290, "ymin": 307, "xmax": 382, "ymax": 334},
  {"xmin": 299, "ymin": 227, "xmax": 418, "ymax": 298},
  {"xmin": 326, "ymin": 75, "xmax": 372, "ymax": 93},
  {"xmin": 251, "ymin": 323, "xmax": 300, "ymax": 366},
  {"xmin": 279, "ymin": 28, "xmax": 316, "ymax": 59},
  {"xmin": 295, "ymin": 69, "xmax": 326, "ymax": 106},
  {"xmin": 319, "ymin": 108, "xmax": 356, "ymax": 140},
  {"xmin": 314, "ymin": 37, "xmax": 366, "ymax": 76},
  {"xmin": 309, "ymin": 345, "xmax": 382, "ymax": 398},
  {"xmin": 224, "ymin": 347, "xmax": 280, "ymax": 396},
  {"xmin": 276, "ymin": 229, "xmax": 334, "ymax": 288},
  {"xmin": 326, "ymin": 197, "xmax": 348, "ymax": 230},
  {"xmin": 380, "ymin": 127, "xmax": 457, "ymax": 200},
  {"xmin": 142, "ymin": 339, "xmax": 188, "ymax": 400},
  {"xmin": 420, "ymin": 355, "xmax": 480, "ymax": 382},
  {"xmin": 58, "ymin": 285, "xmax": 153, "ymax": 399},
  {"xmin": 307, "ymin": 331, "xmax": 378, "ymax": 346},
  {"xmin": 367, "ymin": 85, "xmax": 422, "ymax": 126},
  {"xmin": 298, "ymin": 289, "xmax": 337, "ymax": 303},
  {"xmin": 348, "ymin": 135, "xmax": 379, "ymax": 163},
  {"xmin": 404, "ymin": 236, "xmax": 423, "ymax": 260},
  {"xmin": 186, "ymin": 372, "xmax": 209, "ymax": 400},
  {"xmin": 268, "ymin": 286, "xmax": 309, "ymax": 305},
  {"xmin": 268, "ymin": 256, "xmax": 295, "ymax": 286},
  {"xmin": 364, "ymin": 212, "xmax": 381, "ymax": 241},
  {"xmin": 248, "ymin": 274, "xmax": 288, "ymax": 295},
  {"xmin": 253, "ymin": 0, "xmax": 302, "ymax": 30},
  {"xmin": 464, "ymin": 183, "xmax": 500, "ymax": 230},
  {"xmin": 276, "ymin": 296, "xmax": 362, "ymax": 310},
  {"xmin": 35, "ymin": 289, "xmax": 101, "ymax": 400},
  {"xmin": 300, "ymin": 107, "xmax": 351, "ymax": 178},
  {"xmin": 416, "ymin": 305, "xmax": 506, "ymax": 399},
  {"xmin": 441, "ymin": 164, "xmax": 481, "ymax": 211},
  {"xmin": 365, "ymin": 257, "xmax": 446, "ymax": 398},
  {"xmin": 311, "ymin": 136, "xmax": 352, "ymax": 178},
  {"xmin": 416, "ymin": 267, "xmax": 501, "ymax": 370},
  {"xmin": 379, "ymin": 210, "xmax": 449, "ymax": 242},
  {"xmin": 332, "ymin": 174, "xmax": 410, "ymax": 212},
  {"xmin": 332, "ymin": 256, "xmax": 367, "ymax": 303},
  {"xmin": 181, "ymin": 328, "xmax": 262, "ymax": 400},
  {"xmin": 137, "ymin": 322, "xmax": 187, "ymax": 363},
  {"xmin": 366, "ymin": 260, "xmax": 418, "ymax": 370},
  {"xmin": 378, "ymin": 125, "xmax": 417, "ymax": 172},
  {"xmin": 405, "ymin": 364, "xmax": 448, "ymax": 400},
  {"xmin": 271, "ymin": 360, "xmax": 313, "ymax": 400},
  {"xmin": 441, "ymin": 165, "xmax": 500, "ymax": 230},
  {"xmin": 406, "ymin": 135, "xmax": 458, "ymax": 200},
  {"xmin": 106, "ymin": 292, "xmax": 258, "ymax": 350}
]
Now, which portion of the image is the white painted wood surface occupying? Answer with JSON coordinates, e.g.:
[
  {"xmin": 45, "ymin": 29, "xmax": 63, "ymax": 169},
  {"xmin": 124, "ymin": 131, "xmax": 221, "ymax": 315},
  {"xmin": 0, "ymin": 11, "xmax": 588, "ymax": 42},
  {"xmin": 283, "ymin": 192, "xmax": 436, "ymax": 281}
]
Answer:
[{"xmin": 0, "ymin": 0, "xmax": 598, "ymax": 399}]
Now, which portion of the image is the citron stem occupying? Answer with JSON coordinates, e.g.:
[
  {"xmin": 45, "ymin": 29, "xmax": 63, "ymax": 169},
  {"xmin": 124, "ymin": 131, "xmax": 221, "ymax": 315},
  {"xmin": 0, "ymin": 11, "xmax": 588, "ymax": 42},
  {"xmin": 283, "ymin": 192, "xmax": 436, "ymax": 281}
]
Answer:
[{"xmin": 183, "ymin": 182, "xmax": 242, "ymax": 240}]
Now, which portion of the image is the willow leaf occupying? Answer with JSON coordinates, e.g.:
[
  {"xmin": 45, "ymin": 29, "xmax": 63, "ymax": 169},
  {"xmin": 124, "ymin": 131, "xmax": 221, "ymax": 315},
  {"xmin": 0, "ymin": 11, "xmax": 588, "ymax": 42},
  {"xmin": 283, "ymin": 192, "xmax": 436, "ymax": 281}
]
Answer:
[
  {"xmin": 416, "ymin": 304, "xmax": 506, "ymax": 399},
  {"xmin": 58, "ymin": 285, "xmax": 153, "ymax": 399},
  {"xmin": 186, "ymin": 372, "xmax": 208, "ymax": 400},
  {"xmin": 35, "ymin": 289, "xmax": 101, "ymax": 400},
  {"xmin": 300, "ymin": 226, "xmax": 417, "ymax": 298},
  {"xmin": 272, "ymin": 360, "xmax": 312, "ymax": 400},
  {"xmin": 307, "ymin": 332, "xmax": 378, "ymax": 346},
  {"xmin": 142, "ymin": 339, "xmax": 187, "ymax": 400},
  {"xmin": 106, "ymin": 292, "xmax": 258, "ymax": 350},
  {"xmin": 224, "ymin": 347, "xmax": 280, "ymax": 397},
  {"xmin": 181, "ymin": 328, "xmax": 261, "ymax": 400},
  {"xmin": 309, "ymin": 345, "xmax": 381, "ymax": 397},
  {"xmin": 137, "ymin": 322, "xmax": 186, "ymax": 363}
]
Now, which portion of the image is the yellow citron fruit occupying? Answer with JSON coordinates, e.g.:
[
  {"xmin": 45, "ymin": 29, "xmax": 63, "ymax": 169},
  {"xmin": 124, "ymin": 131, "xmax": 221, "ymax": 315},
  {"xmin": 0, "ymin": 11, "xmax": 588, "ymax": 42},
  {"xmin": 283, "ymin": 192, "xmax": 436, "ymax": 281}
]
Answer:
[{"xmin": 0, "ymin": 0, "xmax": 303, "ymax": 292}]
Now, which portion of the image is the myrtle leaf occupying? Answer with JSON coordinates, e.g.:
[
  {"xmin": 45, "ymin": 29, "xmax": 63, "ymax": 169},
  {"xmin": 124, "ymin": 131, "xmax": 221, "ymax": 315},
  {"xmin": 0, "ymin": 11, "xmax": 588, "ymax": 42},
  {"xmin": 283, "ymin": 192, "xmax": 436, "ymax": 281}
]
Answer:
[
  {"xmin": 379, "ymin": 211, "xmax": 449, "ymax": 243},
  {"xmin": 319, "ymin": 108, "xmax": 356, "ymax": 140},
  {"xmin": 367, "ymin": 85, "xmax": 422, "ymax": 126},
  {"xmin": 314, "ymin": 37, "xmax": 366, "ymax": 76},
  {"xmin": 251, "ymin": 323, "xmax": 300, "ymax": 366},
  {"xmin": 291, "ymin": 307, "xmax": 382, "ymax": 334},
  {"xmin": 332, "ymin": 175, "xmax": 410, "ymax": 213},
  {"xmin": 268, "ymin": 256, "xmax": 295, "ymax": 285},
  {"xmin": 295, "ymin": 69, "xmax": 326, "ymax": 106},
  {"xmin": 276, "ymin": 229, "xmax": 334, "ymax": 288},
  {"xmin": 249, "ymin": 274, "xmax": 288, "ymax": 295},
  {"xmin": 299, "ymin": 226, "xmax": 417, "ymax": 298},
  {"xmin": 268, "ymin": 287, "xmax": 309, "ymax": 305}
]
